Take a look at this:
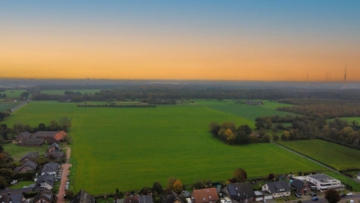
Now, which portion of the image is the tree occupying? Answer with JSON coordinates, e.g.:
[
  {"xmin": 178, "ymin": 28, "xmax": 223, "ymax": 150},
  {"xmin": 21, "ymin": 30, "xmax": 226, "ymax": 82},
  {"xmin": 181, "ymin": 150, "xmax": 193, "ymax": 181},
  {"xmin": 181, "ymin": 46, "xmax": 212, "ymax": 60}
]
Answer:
[
  {"xmin": 233, "ymin": 168, "xmax": 247, "ymax": 182},
  {"xmin": 166, "ymin": 177, "xmax": 178, "ymax": 190},
  {"xmin": 193, "ymin": 180, "xmax": 205, "ymax": 189},
  {"xmin": 59, "ymin": 117, "xmax": 72, "ymax": 131},
  {"xmin": 65, "ymin": 190, "xmax": 74, "ymax": 199},
  {"xmin": 273, "ymin": 134, "xmax": 279, "ymax": 141},
  {"xmin": 324, "ymin": 188, "xmax": 340, "ymax": 203},
  {"xmin": 152, "ymin": 181, "xmax": 163, "ymax": 194},
  {"xmin": 38, "ymin": 123, "xmax": 46, "ymax": 131},
  {"xmin": 267, "ymin": 173, "xmax": 275, "ymax": 180},
  {"xmin": 172, "ymin": 180, "xmax": 183, "ymax": 194},
  {"xmin": 20, "ymin": 92, "xmax": 29, "ymax": 98},
  {"xmin": 49, "ymin": 120, "xmax": 60, "ymax": 131}
]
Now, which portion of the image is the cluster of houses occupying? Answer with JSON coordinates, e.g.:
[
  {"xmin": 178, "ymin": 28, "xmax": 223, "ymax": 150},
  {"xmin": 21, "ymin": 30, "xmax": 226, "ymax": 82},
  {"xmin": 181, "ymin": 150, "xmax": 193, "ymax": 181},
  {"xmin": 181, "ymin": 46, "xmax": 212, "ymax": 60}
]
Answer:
[
  {"xmin": 0, "ymin": 131, "xmax": 68, "ymax": 203},
  {"xmin": 114, "ymin": 173, "xmax": 345, "ymax": 203},
  {"xmin": 16, "ymin": 131, "xmax": 67, "ymax": 147}
]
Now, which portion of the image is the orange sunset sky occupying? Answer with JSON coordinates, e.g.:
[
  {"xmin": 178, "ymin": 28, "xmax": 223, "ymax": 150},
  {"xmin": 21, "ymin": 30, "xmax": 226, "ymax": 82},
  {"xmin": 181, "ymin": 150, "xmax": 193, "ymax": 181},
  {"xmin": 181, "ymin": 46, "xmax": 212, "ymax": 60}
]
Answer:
[{"xmin": 1, "ymin": 1, "xmax": 359, "ymax": 81}]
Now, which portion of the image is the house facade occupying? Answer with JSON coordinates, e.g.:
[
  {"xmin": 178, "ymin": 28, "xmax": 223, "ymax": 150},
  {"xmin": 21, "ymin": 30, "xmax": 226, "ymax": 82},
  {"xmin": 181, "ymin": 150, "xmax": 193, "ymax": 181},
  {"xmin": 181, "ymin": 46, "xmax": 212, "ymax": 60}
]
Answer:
[
  {"xmin": 47, "ymin": 143, "xmax": 60, "ymax": 153},
  {"xmin": 262, "ymin": 181, "xmax": 291, "ymax": 198},
  {"xmin": 13, "ymin": 160, "xmax": 38, "ymax": 173}
]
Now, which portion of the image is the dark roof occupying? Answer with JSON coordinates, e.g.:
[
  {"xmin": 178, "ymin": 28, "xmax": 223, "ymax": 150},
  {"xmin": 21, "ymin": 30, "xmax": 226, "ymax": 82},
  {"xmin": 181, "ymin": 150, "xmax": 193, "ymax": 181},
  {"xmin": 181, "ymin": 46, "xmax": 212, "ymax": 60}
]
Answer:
[
  {"xmin": 47, "ymin": 151, "xmax": 64, "ymax": 158},
  {"xmin": 138, "ymin": 195, "xmax": 153, "ymax": 203},
  {"xmin": 17, "ymin": 131, "xmax": 31, "ymax": 139},
  {"xmin": 32, "ymin": 131, "xmax": 58, "ymax": 138},
  {"xmin": 42, "ymin": 162, "xmax": 59, "ymax": 173},
  {"xmin": 48, "ymin": 143, "xmax": 60, "ymax": 149},
  {"xmin": 191, "ymin": 188, "xmax": 219, "ymax": 203},
  {"xmin": 0, "ymin": 192, "xmax": 23, "ymax": 203},
  {"xmin": 162, "ymin": 191, "xmax": 185, "ymax": 203},
  {"xmin": 22, "ymin": 138, "xmax": 44, "ymax": 146},
  {"xmin": 13, "ymin": 160, "xmax": 38, "ymax": 173},
  {"xmin": 33, "ymin": 188, "xmax": 53, "ymax": 203},
  {"xmin": 71, "ymin": 190, "xmax": 95, "ymax": 203},
  {"xmin": 1, "ymin": 187, "xmax": 34, "ymax": 194},
  {"xmin": 291, "ymin": 179, "xmax": 305, "ymax": 190},
  {"xmin": 34, "ymin": 174, "xmax": 54, "ymax": 191},
  {"xmin": 225, "ymin": 182, "xmax": 254, "ymax": 201},
  {"xmin": 125, "ymin": 196, "xmax": 139, "ymax": 203},
  {"xmin": 265, "ymin": 181, "xmax": 291, "ymax": 194},
  {"xmin": 19, "ymin": 152, "xmax": 39, "ymax": 162}
]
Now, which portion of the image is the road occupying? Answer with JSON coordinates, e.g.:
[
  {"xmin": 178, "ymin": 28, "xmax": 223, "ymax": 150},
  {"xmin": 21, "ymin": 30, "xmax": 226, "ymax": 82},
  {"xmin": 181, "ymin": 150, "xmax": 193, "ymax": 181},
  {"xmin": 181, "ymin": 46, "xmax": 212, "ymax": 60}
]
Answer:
[
  {"xmin": 301, "ymin": 194, "xmax": 360, "ymax": 203},
  {"xmin": 57, "ymin": 147, "xmax": 72, "ymax": 203}
]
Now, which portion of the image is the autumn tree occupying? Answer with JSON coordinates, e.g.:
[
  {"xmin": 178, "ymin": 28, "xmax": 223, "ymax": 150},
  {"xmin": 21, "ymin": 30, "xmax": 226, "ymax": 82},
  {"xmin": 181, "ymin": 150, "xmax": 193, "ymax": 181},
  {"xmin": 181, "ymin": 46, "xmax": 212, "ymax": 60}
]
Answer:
[
  {"xmin": 325, "ymin": 188, "xmax": 340, "ymax": 203},
  {"xmin": 234, "ymin": 168, "xmax": 247, "ymax": 182},
  {"xmin": 172, "ymin": 180, "xmax": 183, "ymax": 194},
  {"xmin": 166, "ymin": 177, "xmax": 178, "ymax": 190}
]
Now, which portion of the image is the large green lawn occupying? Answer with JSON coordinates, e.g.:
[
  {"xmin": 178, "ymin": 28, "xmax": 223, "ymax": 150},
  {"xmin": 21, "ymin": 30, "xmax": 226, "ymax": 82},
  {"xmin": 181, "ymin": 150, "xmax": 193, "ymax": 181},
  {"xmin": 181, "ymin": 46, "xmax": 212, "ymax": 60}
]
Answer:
[
  {"xmin": 3, "ymin": 144, "xmax": 47, "ymax": 161},
  {"xmin": 2, "ymin": 101, "xmax": 326, "ymax": 194},
  {"xmin": 279, "ymin": 140, "xmax": 360, "ymax": 170}
]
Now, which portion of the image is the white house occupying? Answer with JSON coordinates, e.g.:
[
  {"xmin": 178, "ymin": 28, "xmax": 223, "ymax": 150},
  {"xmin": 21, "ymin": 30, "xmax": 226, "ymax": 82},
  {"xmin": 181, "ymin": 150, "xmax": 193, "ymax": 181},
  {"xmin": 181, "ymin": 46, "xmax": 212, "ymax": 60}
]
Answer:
[
  {"xmin": 305, "ymin": 174, "xmax": 344, "ymax": 191},
  {"xmin": 262, "ymin": 181, "xmax": 291, "ymax": 198},
  {"xmin": 41, "ymin": 162, "xmax": 59, "ymax": 176}
]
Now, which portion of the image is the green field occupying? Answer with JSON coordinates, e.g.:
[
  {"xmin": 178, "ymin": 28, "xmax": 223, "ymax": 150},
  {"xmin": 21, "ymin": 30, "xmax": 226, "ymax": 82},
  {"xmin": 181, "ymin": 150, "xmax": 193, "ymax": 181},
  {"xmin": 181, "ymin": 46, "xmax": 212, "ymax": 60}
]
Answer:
[
  {"xmin": 0, "ymin": 102, "xmax": 19, "ymax": 112},
  {"xmin": 2, "ymin": 101, "xmax": 327, "ymax": 194},
  {"xmin": 194, "ymin": 100, "xmax": 297, "ymax": 121},
  {"xmin": 0, "ymin": 90, "xmax": 27, "ymax": 99},
  {"xmin": 40, "ymin": 89, "xmax": 100, "ymax": 95},
  {"xmin": 279, "ymin": 140, "xmax": 360, "ymax": 170}
]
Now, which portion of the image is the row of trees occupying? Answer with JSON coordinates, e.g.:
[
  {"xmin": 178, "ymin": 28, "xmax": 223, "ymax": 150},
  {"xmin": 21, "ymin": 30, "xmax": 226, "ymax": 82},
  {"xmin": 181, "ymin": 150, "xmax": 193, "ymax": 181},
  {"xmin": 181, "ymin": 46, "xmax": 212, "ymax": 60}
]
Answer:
[{"xmin": 209, "ymin": 122, "xmax": 270, "ymax": 145}]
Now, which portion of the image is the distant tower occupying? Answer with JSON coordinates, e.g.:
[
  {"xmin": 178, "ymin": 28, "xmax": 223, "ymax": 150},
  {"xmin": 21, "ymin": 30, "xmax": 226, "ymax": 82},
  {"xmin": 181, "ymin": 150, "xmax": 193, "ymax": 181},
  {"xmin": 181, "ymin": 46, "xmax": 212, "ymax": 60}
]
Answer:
[{"xmin": 343, "ymin": 66, "xmax": 347, "ymax": 88}]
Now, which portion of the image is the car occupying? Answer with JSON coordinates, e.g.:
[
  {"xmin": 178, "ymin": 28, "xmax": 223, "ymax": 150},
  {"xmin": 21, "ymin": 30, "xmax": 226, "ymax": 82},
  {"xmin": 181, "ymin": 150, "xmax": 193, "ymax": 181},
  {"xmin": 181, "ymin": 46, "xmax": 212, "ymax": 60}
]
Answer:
[
  {"xmin": 310, "ymin": 193, "xmax": 317, "ymax": 197},
  {"xmin": 312, "ymin": 197, "xmax": 319, "ymax": 201},
  {"xmin": 294, "ymin": 193, "xmax": 301, "ymax": 198},
  {"xmin": 340, "ymin": 193, "xmax": 346, "ymax": 197},
  {"xmin": 347, "ymin": 192, "xmax": 353, "ymax": 196}
]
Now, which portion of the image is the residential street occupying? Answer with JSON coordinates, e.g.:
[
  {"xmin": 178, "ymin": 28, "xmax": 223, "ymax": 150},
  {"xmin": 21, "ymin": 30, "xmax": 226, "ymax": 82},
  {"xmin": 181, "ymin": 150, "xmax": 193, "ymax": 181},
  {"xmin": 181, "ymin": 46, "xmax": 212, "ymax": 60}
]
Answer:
[{"xmin": 57, "ymin": 147, "xmax": 72, "ymax": 203}]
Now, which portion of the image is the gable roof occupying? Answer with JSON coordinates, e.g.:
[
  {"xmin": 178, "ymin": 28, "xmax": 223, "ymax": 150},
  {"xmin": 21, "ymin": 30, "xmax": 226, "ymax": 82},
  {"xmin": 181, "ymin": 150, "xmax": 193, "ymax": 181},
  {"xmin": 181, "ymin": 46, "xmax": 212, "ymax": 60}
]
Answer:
[
  {"xmin": 32, "ymin": 131, "xmax": 58, "ymax": 138},
  {"xmin": 191, "ymin": 188, "xmax": 219, "ymax": 203},
  {"xmin": 225, "ymin": 182, "xmax": 254, "ymax": 201},
  {"xmin": 42, "ymin": 162, "xmax": 59, "ymax": 173},
  {"xmin": 22, "ymin": 138, "xmax": 44, "ymax": 146},
  {"xmin": 265, "ymin": 181, "xmax": 291, "ymax": 194},
  {"xmin": 33, "ymin": 188, "xmax": 53, "ymax": 203},
  {"xmin": 162, "ymin": 191, "xmax": 185, "ymax": 203},
  {"xmin": 0, "ymin": 192, "xmax": 23, "ymax": 203},
  {"xmin": 138, "ymin": 195, "xmax": 153, "ymax": 203},
  {"xmin": 291, "ymin": 179, "xmax": 305, "ymax": 190},
  {"xmin": 48, "ymin": 143, "xmax": 60, "ymax": 149},
  {"xmin": 19, "ymin": 152, "xmax": 39, "ymax": 162},
  {"xmin": 17, "ymin": 131, "xmax": 31, "ymax": 140},
  {"xmin": 13, "ymin": 160, "xmax": 38, "ymax": 173},
  {"xmin": 34, "ymin": 174, "xmax": 54, "ymax": 191},
  {"xmin": 71, "ymin": 190, "xmax": 95, "ymax": 203}
]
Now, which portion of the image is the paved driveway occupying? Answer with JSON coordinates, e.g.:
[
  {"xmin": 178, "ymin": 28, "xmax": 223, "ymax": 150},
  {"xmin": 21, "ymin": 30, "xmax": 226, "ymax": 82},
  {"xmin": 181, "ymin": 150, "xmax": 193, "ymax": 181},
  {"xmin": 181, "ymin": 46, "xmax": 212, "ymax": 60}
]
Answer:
[{"xmin": 57, "ymin": 147, "xmax": 72, "ymax": 203}]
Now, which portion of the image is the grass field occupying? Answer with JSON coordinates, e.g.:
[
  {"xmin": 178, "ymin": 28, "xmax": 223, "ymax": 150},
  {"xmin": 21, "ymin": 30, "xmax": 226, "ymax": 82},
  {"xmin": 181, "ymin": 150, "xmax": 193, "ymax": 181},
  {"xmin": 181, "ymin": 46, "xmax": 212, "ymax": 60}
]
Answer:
[
  {"xmin": 3, "ymin": 144, "xmax": 47, "ymax": 161},
  {"xmin": 279, "ymin": 140, "xmax": 360, "ymax": 170},
  {"xmin": 41, "ymin": 89, "xmax": 100, "ymax": 95},
  {"xmin": 2, "ymin": 101, "xmax": 327, "ymax": 194},
  {"xmin": 0, "ymin": 90, "xmax": 26, "ymax": 99},
  {"xmin": 9, "ymin": 181, "xmax": 34, "ymax": 189},
  {"xmin": 0, "ymin": 102, "xmax": 19, "ymax": 112},
  {"xmin": 194, "ymin": 100, "xmax": 297, "ymax": 121}
]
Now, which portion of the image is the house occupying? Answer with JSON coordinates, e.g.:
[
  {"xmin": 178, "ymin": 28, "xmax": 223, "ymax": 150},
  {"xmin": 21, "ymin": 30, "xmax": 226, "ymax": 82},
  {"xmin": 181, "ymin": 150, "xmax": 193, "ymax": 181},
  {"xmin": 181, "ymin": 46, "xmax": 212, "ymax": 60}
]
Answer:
[
  {"xmin": 19, "ymin": 152, "xmax": 39, "ymax": 163},
  {"xmin": 46, "ymin": 151, "xmax": 64, "ymax": 160},
  {"xmin": 13, "ymin": 160, "xmax": 38, "ymax": 173},
  {"xmin": 290, "ymin": 179, "xmax": 311, "ymax": 195},
  {"xmin": 0, "ymin": 192, "xmax": 25, "ymax": 203},
  {"xmin": 305, "ymin": 174, "xmax": 344, "ymax": 191},
  {"xmin": 253, "ymin": 191, "xmax": 273, "ymax": 202},
  {"xmin": 191, "ymin": 188, "xmax": 219, "ymax": 203},
  {"xmin": 16, "ymin": 131, "xmax": 31, "ymax": 143},
  {"xmin": 71, "ymin": 190, "xmax": 95, "ymax": 203},
  {"xmin": 223, "ymin": 183, "xmax": 254, "ymax": 202},
  {"xmin": 21, "ymin": 138, "xmax": 44, "ymax": 147},
  {"xmin": 162, "ymin": 191, "xmax": 185, "ymax": 203},
  {"xmin": 31, "ymin": 131, "xmax": 67, "ymax": 144},
  {"xmin": 262, "ymin": 181, "xmax": 291, "ymax": 198},
  {"xmin": 138, "ymin": 195, "xmax": 153, "ymax": 203},
  {"xmin": 34, "ymin": 174, "xmax": 55, "ymax": 191},
  {"xmin": 41, "ymin": 162, "xmax": 59, "ymax": 176},
  {"xmin": 125, "ymin": 196, "xmax": 139, "ymax": 203},
  {"xmin": 47, "ymin": 143, "xmax": 60, "ymax": 153},
  {"xmin": 33, "ymin": 188, "xmax": 54, "ymax": 203}
]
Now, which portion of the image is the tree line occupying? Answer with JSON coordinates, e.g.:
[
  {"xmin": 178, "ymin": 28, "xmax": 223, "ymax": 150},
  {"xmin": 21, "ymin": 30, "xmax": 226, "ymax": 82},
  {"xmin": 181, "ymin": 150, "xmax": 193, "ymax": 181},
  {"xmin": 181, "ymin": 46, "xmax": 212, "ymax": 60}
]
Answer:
[{"xmin": 209, "ymin": 122, "xmax": 270, "ymax": 145}]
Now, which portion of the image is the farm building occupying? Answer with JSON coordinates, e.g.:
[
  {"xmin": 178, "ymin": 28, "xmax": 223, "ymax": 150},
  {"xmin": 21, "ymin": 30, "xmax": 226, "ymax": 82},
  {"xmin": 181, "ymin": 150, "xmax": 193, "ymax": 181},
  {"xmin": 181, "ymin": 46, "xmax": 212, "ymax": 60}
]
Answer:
[
  {"xmin": 21, "ymin": 138, "xmax": 44, "ymax": 147},
  {"xmin": 222, "ymin": 182, "xmax": 254, "ymax": 202},
  {"xmin": 305, "ymin": 174, "xmax": 344, "ymax": 191},
  {"xmin": 191, "ymin": 188, "xmax": 219, "ymax": 203},
  {"xmin": 16, "ymin": 131, "xmax": 31, "ymax": 144},
  {"xmin": 71, "ymin": 190, "xmax": 95, "ymax": 203},
  {"xmin": 19, "ymin": 152, "xmax": 39, "ymax": 163},
  {"xmin": 33, "ymin": 188, "xmax": 54, "ymax": 203},
  {"xmin": 31, "ymin": 131, "xmax": 67, "ymax": 144},
  {"xmin": 13, "ymin": 160, "xmax": 38, "ymax": 173},
  {"xmin": 262, "ymin": 181, "xmax": 291, "ymax": 198}
]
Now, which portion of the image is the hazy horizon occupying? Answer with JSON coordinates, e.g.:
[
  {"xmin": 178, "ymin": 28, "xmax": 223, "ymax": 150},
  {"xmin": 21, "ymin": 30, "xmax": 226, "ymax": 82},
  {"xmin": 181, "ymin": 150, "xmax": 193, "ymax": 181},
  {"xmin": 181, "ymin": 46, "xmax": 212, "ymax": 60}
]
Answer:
[{"xmin": 1, "ymin": 1, "xmax": 359, "ymax": 81}]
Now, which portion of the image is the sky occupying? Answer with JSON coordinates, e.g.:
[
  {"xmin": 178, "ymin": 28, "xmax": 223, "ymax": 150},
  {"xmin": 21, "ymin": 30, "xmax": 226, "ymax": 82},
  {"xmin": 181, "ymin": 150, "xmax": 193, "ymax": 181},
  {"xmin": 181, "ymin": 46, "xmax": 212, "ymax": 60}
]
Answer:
[{"xmin": 1, "ymin": 1, "xmax": 360, "ymax": 81}]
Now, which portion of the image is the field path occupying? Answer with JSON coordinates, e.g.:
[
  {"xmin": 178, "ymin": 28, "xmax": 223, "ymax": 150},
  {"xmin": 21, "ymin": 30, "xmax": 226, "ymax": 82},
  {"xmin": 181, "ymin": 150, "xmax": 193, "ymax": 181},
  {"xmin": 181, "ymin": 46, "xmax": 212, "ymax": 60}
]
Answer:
[{"xmin": 57, "ymin": 147, "xmax": 72, "ymax": 203}]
